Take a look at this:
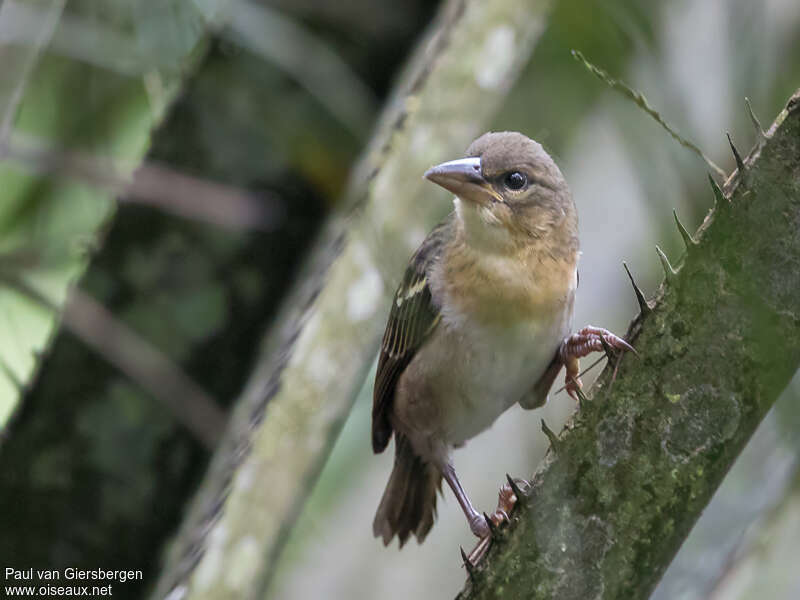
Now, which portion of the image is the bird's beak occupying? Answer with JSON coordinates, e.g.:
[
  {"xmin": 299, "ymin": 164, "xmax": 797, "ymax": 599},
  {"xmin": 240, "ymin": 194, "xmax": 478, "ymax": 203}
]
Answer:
[{"xmin": 423, "ymin": 157, "xmax": 502, "ymax": 205}]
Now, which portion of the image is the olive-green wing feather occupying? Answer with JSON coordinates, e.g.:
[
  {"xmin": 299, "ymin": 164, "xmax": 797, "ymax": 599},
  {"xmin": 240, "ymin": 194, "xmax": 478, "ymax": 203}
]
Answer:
[{"xmin": 372, "ymin": 224, "xmax": 446, "ymax": 453}]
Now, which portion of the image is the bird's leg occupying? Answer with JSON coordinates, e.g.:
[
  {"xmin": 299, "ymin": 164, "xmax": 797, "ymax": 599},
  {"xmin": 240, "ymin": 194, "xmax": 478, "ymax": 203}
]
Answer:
[
  {"xmin": 466, "ymin": 479, "xmax": 524, "ymax": 565},
  {"xmin": 559, "ymin": 325, "xmax": 635, "ymax": 400},
  {"xmin": 441, "ymin": 462, "xmax": 490, "ymax": 538}
]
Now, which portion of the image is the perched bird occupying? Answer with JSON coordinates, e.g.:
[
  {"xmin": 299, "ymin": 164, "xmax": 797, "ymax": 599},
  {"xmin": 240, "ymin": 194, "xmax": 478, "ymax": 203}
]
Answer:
[{"xmin": 372, "ymin": 131, "xmax": 633, "ymax": 547}]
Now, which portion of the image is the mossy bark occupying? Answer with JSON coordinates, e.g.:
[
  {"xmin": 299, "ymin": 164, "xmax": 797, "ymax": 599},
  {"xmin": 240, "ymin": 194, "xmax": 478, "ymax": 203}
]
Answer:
[{"xmin": 458, "ymin": 90, "xmax": 800, "ymax": 599}]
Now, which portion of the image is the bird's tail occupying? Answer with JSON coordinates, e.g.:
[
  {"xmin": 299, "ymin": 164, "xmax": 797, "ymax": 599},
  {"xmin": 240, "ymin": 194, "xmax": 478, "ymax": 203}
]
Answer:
[{"xmin": 373, "ymin": 434, "xmax": 441, "ymax": 546}]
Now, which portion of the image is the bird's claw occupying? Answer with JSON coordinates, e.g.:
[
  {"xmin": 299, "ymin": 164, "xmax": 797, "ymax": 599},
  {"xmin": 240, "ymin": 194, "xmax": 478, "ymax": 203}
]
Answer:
[
  {"xmin": 560, "ymin": 325, "xmax": 636, "ymax": 361},
  {"xmin": 559, "ymin": 325, "xmax": 635, "ymax": 402},
  {"xmin": 465, "ymin": 480, "xmax": 526, "ymax": 566},
  {"xmin": 564, "ymin": 357, "xmax": 582, "ymax": 401},
  {"xmin": 566, "ymin": 377, "xmax": 582, "ymax": 402}
]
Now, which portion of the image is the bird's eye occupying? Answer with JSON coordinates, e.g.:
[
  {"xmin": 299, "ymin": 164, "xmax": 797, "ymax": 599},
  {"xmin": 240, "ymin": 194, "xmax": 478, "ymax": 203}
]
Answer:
[{"xmin": 504, "ymin": 171, "xmax": 527, "ymax": 191}]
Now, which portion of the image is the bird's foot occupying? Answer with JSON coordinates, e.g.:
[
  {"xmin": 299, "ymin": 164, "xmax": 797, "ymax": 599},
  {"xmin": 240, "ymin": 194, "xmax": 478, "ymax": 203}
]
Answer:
[
  {"xmin": 559, "ymin": 326, "xmax": 636, "ymax": 401},
  {"xmin": 468, "ymin": 513, "xmax": 491, "ymax": 538},
  {"xmin": 464, "ymin": 479, "xmax": 528, "ymax": 566}
]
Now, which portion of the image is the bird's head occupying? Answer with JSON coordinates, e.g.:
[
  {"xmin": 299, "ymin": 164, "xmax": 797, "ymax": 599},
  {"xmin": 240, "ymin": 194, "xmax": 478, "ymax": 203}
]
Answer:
[{"xmin": 424, "ymin": 131, "xmax": 576, "ymax": 251}]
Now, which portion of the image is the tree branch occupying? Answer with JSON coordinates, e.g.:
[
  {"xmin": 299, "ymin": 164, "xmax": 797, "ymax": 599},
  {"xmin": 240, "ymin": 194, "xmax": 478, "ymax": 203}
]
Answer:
[{"xmin": 458, "ymin": 89, "xmax": 800, "ymax": 599}]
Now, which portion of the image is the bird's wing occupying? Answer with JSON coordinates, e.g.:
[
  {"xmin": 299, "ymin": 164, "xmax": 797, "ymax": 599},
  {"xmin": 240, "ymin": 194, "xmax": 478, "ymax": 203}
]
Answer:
[{"xmin": 371, "ymin": 223, "xmax": 447, "ymax": 453}]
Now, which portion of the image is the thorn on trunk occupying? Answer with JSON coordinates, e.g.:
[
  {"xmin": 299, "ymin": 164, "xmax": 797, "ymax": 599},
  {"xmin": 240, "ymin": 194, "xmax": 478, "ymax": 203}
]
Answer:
[
  {"xmin": 540, "ymin": 419, "xmax": 560, "ymax": 450},
  {"xmin": 656, "ymin": 246, "xmax": 677, "ymax": 281},
  {"xmin": 745, "ymin": 97, "xmax": 766, "ymax": 140},
  {"xmin": 622, "ymin": 261, "xmax": 651, "ymax": 315},
  {"xmin": 726, "ymin": 132, "xmax": 746, "ymax": 179},
  {"xmin": 573, "ymin": 384, "xmax": 589, "ymax": 409},
  {"xmin": 506, "ymin": 473, "xmax": 526, "ymax": 502},
  {"xmin": 673, "ymin": 209, "xmax": 697, "ymax": 249},
  {"xmin": 460, "ymin": 546, "xmax": 476, "ymax": 579},
  {"xmin": 483, "ymin": 512, "xmax": 497, "ymax": 536},
  {"xmin": 597, "ymin": 332, "xmax": 615, "ymax": 361},
  {"xmin": 708, "ymin": 174, "xmax": 728, "ymax": 210}
]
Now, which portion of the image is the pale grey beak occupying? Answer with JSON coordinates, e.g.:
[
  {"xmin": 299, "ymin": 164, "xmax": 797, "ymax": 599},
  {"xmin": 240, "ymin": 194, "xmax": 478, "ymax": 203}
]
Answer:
[{"xmin": 423, "ymin": 157, "xmax": 500, "ymax": 205}]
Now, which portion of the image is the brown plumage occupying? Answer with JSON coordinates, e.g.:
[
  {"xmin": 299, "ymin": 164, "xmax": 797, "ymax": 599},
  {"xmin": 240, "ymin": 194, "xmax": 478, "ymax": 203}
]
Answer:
[
  {"xmin": 372, "ymin": 132, "xmax": 580, "ymax": 546},
  {"xmin": 372, "ymin": 434, "xmax": 441, "ymax": 546}
]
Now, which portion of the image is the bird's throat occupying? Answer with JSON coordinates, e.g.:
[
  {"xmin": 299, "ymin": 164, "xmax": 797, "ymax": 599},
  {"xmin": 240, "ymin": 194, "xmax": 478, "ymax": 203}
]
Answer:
[
  {"xmin": 453, "ymin": 197, "xmax": 516, "ymax": 253},
  {"xmin": 437, "ymin": 237, "xmax": 577, "ymax": 326}
]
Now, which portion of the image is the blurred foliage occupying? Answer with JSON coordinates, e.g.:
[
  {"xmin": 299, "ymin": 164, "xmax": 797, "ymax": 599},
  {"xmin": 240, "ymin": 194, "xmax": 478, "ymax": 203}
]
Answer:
[
  {"xmin": 0, "ymin": 0, "xmax": 209, "ymax": 425},
  {"xmin": 266, "ymin": 0, "xmax": 438, "ymax": 96},
  {"xmin": 0, "ymin": 203, "xmax": 321, "ymax": 596},
  {"xmin": 495, "ymin": 0, "xmax": 656, "ymax": 155},
  {"xmin": 161, "ymin": 41, "xmax": 358, "ymax": 200}
]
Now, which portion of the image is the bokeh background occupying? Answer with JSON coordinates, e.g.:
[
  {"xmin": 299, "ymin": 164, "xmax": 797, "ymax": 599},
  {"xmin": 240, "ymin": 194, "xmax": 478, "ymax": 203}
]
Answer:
[{"xmin": 1, "ymin": 0, "xmax": 799, "ymax": 599}]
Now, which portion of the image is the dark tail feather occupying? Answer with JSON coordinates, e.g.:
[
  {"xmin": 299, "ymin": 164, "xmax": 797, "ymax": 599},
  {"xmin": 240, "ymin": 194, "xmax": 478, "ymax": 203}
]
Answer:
[{"xmin": 373, "ymin": 435, "xmax": 441, "ymax": 547}]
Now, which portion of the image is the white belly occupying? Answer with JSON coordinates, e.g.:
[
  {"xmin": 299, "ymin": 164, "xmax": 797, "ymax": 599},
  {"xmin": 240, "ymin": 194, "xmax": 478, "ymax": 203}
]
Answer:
[{"xmin": 407, "ymin": 308, "xmax": 571, "ymax": 447}]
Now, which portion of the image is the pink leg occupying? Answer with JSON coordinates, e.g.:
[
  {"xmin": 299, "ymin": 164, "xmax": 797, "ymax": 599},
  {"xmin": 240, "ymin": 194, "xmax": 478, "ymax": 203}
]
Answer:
[
  {"xmin": 559, "ymin": 325, "xmax": 635, "ymax": 400},
  {"xmin": 441, "ymin": 462, "xmax": 490, "ymax": 538}
]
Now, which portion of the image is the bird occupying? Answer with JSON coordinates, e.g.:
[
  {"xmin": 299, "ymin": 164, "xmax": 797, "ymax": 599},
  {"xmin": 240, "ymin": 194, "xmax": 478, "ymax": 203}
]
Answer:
[{"xmin": 371, "ymin": 131, "xmax": 634, "ymax": 549}]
